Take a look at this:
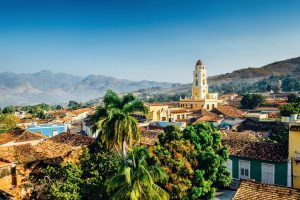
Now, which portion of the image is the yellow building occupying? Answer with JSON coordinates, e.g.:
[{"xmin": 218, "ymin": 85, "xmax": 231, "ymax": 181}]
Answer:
[
  {"xmin": 145, "ymin": 103, "xmax": 170, "ymax": 121},
  {"xmin": 289, "ymin": 123, "xmax": 300, "ymax": 188},
  {"xmin": 169, "ymin": 108, "xmax": 192, "ymax": 122},
  {"xmin": 180, "ymin": 60, "xmax": 220, "ymax": 111},
  {"xmin": 145, "ymin": 104, "xmax": 193, "ymax": 122}
]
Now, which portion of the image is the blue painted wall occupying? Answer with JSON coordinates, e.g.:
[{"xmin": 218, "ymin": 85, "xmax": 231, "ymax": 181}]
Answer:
[{"xmin": 26, "ymin": 124, "xmax": 67, "ymax": 137}]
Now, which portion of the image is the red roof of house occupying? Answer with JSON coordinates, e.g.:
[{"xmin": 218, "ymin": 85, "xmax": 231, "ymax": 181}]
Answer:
[
  {"xmin": 193, "ymin": 112, "xmax": 222, "ymax": 124},
  {"xmin": 212, "ymin": 105, "xmax": 245, "ymax": 118},
  {"xmin": 233, "ymin": 180, "xmax": 300, "ymax": 200}
]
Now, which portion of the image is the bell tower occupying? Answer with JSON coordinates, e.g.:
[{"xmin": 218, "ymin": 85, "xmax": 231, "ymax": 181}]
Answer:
[{"xmin": 192, "ymin": 60, "xmax": 208, "ymax": 100}]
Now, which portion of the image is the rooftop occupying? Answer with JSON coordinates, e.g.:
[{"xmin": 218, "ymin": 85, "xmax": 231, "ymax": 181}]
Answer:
[
  {"xmin": 212, "ymin": 105, "xmax": 245, "ymax": 118},
  {"xmin": 233, "ymin": 180, "xmax": 300, "ymax": 200},
  {"xmin": 222, "ymin": 139, "xmax": 288, "ymax": 162},
  {"xmin": 196, "ymin": 59, "xmax": 204, "ymax": 66},
  {"xmin": 0, "ymin": 132, "xmax": 95, "ymax": 163},
  {"xmin": 221, "ymin": 131, "xmax": 263, "ymax": 142},
  {"xmin": 0, "ymin": 128, "xmax": 47, "ymax": 146},
  {"xmin": 70, "ymin": 108, "xmax": 94, "ymax": 115},
  {"xmin": 193, "ymin": 111, "xmax": 222, "ymax": 124}
]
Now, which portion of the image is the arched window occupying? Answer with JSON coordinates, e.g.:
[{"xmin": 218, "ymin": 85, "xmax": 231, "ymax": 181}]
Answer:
[
  {"xmin": 203, "ymin": 79, "xmax": 205, "ymax": 85},
  {"xmin": 196, "ymin": 79, "xmax": 198, "ymax": 86}
]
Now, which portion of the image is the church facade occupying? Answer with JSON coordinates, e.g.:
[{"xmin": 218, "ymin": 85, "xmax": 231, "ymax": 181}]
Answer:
[{"xmin": 180, "ymin": 60, "xmax": 219, "ymax": 111}]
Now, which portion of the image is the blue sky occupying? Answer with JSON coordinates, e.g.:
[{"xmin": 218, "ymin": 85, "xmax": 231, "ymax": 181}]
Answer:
[{"xmin": 0, "ymin": 0, "xmax": 300, "ymax": 83}]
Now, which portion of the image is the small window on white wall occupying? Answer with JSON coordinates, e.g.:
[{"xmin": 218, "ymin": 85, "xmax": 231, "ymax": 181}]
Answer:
[{"xmin": 261, "ymin": 163, "xmax": 275, "ymax": 184}]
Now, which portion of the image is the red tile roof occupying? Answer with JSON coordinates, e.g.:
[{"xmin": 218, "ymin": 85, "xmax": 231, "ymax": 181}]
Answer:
[
  {"xmin": 193, "ymin": 112, "xmax": 222, "ymax": 124},
  {"xmin": 70, "ymin": 108, "xmax": 94, "ymax": 115},
  {"xmin": 212, "ymin": 105, "xmax": 245, "ymax": 118},
  {"xmin": 222, "ymin": 139, "xmax": 288, "ymax": 162},
  {"xmin": 0, "ymin": 132, "xmax": 95, "ymax": 163},
  {"xmin": 233, "ymin": 180, "xmax": 300, "ymax": 200},
  {"xmin": 0, "ymin": 128, "xmax": 47, "ymax": 145}
]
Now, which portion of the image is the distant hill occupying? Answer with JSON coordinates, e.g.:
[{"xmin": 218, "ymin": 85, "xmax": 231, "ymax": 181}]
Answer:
[
  {"xmin": 208, "ymin": 57, "xmax": 300, "ymax": 85},
  {"xmin": 0, "ymin": 70, "xmax": 179, "ymax": 106},
  {"xmin": 135, "ymin": 56, "xmax": 300, "ymax": 98},
  {"xmin": 1, "ymin": 57, "xmax": 300, "ymax": 106}
]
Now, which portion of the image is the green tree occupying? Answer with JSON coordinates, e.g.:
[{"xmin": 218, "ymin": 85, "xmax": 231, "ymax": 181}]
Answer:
[
  {"xmin": 287, "ymin": 93, "xmax": 300, "ymax": 104},
  {"xmin": 80, "ymin": 142, "xmax": 121, "ymax": 200},
  {"xmin": 68, "ymin": 100, "xmax": 81, "ymax": 110},
  {"xmin": 2, "ymin": 106, "xmax": 15, "ymax": 114},
  {"xmin": 55, "ymin": 105, "xmax": 64, "ymax": 110},
  {"xmin": 241, "ymin": 93, "xmax": 265, "ymax": 109},
  {"xmin": 92, "ymin": 90, "xmax": 148, "ymax": 158},
  {"xmin": 32, "ymin": 163, "xmax": 83, "ymax": 200},
  {"xmin": 0, "ymin": 114, "xmax": 18, "ymax": 130},
  {"xmin": 106, "ymin": 147, "xmax": 169, "ymax": 200},
  {"xmin": 280, "ymin": 103, "xmax": 299, "ymax": 117},
  {"xmin": 153, "ymin": 123, "xmax": 230, "ymax": 200}
]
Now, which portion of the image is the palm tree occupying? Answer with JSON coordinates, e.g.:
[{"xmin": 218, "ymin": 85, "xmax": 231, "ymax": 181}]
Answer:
[
  {"xmin": 91, "ymin": 90, "xmax": 148, "ymax": 158},
  {"xmin": 106, "ymin": 147, "xmax": 169, "ymax": 200}
]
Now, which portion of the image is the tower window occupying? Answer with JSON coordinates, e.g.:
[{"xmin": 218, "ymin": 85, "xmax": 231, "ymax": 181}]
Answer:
[
  {"xmin": 196, "ymin": 79, "xmax": 198, "ymax": 86},
  {"xmin": 203, "ymin": 79, "xmax": 205, "ymax": 85},
  {"xmin": 195, "ymin": 73, "xmax": 197, "ymax": 77}
]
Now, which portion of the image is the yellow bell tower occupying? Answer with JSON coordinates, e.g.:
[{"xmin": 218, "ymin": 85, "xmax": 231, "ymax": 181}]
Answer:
[{"xmin": 192, "ymin": 60, "xmax": 208, "ymax": 100}]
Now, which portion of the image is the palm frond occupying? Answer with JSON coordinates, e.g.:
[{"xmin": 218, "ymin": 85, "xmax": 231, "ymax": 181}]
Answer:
[
  {"xmin": 111, "ymin": 185, "xmax": 130, "ymax": 200},
  {"xmin": 122, "ymin": 93, "xmax": 136, "ymax": 107},
  {"xmin": 103, "ymin": 89, "xmax": 122, "ymax": 109},
  {"xmin": 106, "ymin": 174, "xmax": 127, "ymax": 192},
  {"xmin": 151, "ymin": 184, "xmax": 170, "ymax": 200},
  {"xmin": 124, "ymin": 167, "xmax": 132, "ymax": 185},
  {"xmin": 123, "ymin": 100, "xmax": 148, "ymax": 114}
]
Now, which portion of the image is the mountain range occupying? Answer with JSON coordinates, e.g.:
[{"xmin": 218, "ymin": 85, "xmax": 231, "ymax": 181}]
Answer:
[
  {"xmin": 1, "ymin": 56, "xmax": 300, "ymax": 106},
  {"xmin": 134, "ymin": 56, "xmax": 300, "ymax": 97},
  {"xmin": 0, "ymin": 70, "xmax": 178, "ymax": 106}
]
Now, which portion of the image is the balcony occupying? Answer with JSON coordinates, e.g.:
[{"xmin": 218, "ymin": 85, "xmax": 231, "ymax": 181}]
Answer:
[{"xmin": 295, "ymin": 152, "xmax": 300, "ymax": 162}]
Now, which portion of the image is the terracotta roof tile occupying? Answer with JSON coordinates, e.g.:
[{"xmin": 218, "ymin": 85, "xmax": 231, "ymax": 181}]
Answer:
[
  {"xmin": 193, "ymin": 112, "xmax": 222, "ymax": 124},
  {"xmin": 0, "ymin": 128, "xmax": 47, "ymax": 145},
  {"xmin": 70, "ymin": 108, "xmax": 94, "ymax": 115},
  {"xmin": 222, "ymin": 139, "xmax": 288, "ymax": 162},
  {"xmin": 212, "ymin": 105, "xmax": 245, "ymax": 118},
  {"xmin": 51, "ymin": 132, "xmax": 95, "ymax": 146},
  {"xmin": 233, "ymin": 180, "xmax": 300, "ymax": 200},
  {"xmin": 268, "ymin": 112, "xmax": 281, "ymax": 119},
  {"xmin": 0, "ymin": 132, "xmax": 95, "ymax": 163},
  {"xmin": 221, "ymin": 131, "xmax": 263, "ymax": 141}
]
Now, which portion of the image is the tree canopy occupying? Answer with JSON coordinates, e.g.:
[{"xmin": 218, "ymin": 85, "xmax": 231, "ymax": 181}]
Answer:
[
  {"xmin": 106, "ymin": 147, "xmax": 169, "ymax": 200},
  {"xmin": 153, "ymin": 123, "xmax": 231, "ymax": 199},
  {"xmin": 0, "ymin": 114, "xmax": 18, "ymax": 131},
  {"xmin": 92, "ymin": 90, "xmax": 148, "ymax": 158},
  {"xmin": 240, "ymin": 93, "xmax": 265, "ymax": 109}
]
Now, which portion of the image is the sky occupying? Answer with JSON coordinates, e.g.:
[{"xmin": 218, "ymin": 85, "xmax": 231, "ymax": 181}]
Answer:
[{"xmin": 0, "ymin": 0, "xmax": 300, "ymax": 83}]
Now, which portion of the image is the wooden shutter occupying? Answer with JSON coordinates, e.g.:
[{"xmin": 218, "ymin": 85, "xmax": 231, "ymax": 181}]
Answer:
[{"xmin": 262, "ymin": 163, "xmax": 275, "ymax": 184}]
